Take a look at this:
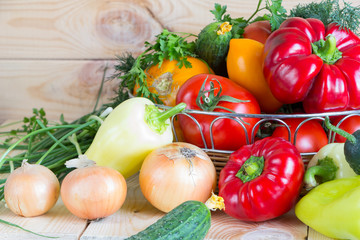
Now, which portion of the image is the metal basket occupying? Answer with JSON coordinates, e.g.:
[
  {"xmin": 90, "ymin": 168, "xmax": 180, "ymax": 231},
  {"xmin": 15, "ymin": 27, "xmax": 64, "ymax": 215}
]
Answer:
[{"xmin": 166, "ymin": 107, "xmax": 360, "ymax": 176}]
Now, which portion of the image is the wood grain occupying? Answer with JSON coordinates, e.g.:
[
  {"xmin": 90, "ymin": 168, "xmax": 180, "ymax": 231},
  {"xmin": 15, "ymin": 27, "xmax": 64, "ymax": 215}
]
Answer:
[
  {"xmin": 0, "ymin": 198, "xmax": 87, "ymax": 240},
  {"xmin": 0, "ymin": 0, "xmax": 348, "ymax": 60},
  {"xmin": 0, "ymin": 60, "xmax": 119, "ymax": 121},
  {"xmin": 308, "ymin": 228, "xmax": 334, "ymax": 240},
  {"xmin": 81, "ymin": 174, "xmax": 308, "ymax": 240},
  {"xmin": 0, "ymin": 0, "xmax": 162, "ymax": 59}
]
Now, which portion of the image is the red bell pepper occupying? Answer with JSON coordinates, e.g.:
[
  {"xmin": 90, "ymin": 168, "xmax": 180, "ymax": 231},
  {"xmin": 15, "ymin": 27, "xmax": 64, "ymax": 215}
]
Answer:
[
  {"xmin": 218, "ymin": 137, "xmax": 304, "ymax": 222},
  {"xmin": 263, "ymin": 17, "xmax": 360, "ymax": 113}
]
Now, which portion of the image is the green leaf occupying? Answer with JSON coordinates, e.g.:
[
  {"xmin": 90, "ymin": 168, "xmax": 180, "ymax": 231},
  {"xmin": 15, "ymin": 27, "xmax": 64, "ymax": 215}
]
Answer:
[
  {"xmin": 266, "ymin": 0, "xmax": 287, "ymax": 31},
  {"xmin": 210, "ymin": 3, "xmax": 228, "ymax": 21}
]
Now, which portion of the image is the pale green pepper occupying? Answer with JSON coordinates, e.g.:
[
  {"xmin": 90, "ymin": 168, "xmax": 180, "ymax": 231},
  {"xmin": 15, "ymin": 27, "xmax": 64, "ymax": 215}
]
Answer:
[
  {"xmin": 304, "ymin": 143, "xmax": 357, "ymax": 190},
  {"xmin": 295, "ymin": 176, "xmax": 360, "ymax": 240},
  {"xmin": 85, "ymin": 97, "xmax": 186, "ymax": 178}
]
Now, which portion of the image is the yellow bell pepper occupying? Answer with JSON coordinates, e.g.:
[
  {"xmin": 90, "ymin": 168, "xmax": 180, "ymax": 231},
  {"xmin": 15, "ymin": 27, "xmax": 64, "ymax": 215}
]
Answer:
[
  {"xmin": 85, "ymin": 97, "xmax": 186, "ymax": 178},
  {"xmin": 226, "ymin": 38, "xmax": 283, "ymax": 113},
  {"xmin": 295, "ymin": 176, "xmax": 360, "ymax": 240}
]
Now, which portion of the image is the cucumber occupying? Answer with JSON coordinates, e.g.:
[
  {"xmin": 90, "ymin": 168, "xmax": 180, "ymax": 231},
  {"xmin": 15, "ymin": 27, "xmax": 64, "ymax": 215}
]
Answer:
[
  {"xmin": 125, "ymin": 200, "xmax": 211, "ymax": 240},
  {"xmin": 195, "ymin": 21, "xmax": 232, "ymax": 76},
  {"xmin": 344, "ymin": 130, "xmax": 360, "ymax": 174}
]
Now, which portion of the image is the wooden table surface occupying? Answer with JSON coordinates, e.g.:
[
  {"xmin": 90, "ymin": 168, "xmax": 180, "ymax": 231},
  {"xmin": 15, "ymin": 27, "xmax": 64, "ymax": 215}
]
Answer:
[{"xmin": 0, "ymin": 173, "xmax": 333, "ymax": 240}]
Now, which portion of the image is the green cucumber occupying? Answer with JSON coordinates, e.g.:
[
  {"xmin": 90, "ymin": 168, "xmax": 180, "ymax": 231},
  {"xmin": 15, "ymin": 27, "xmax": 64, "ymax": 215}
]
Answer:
[
  {"xmin": 344, "ymin": 130, "xmax": 360, "ymax": 174},
  {"xmin": 195, "ymin": 21, "xmax": 232, "ymax": 76},
  {"xmin": 324, "ymin": 117, "xmax": 360, "ymax": 174},
  {"xmin": 125, "ymin": 200, "xmax": 211, "ymax": 240}
]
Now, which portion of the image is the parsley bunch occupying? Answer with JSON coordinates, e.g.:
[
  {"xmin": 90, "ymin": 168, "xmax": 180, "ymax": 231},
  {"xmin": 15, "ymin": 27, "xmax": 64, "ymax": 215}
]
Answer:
[{"xmin": 112, "ymin": 29, "xmax": 197, "ymax": 105}]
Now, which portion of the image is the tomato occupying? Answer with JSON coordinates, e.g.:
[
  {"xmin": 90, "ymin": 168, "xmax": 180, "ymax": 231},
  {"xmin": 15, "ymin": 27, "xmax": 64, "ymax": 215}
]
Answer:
[
  {"xmin": 226, "ymin": 38, "xmax": 283, "ymax": 113},
  {"xmin": 175, "ymin": 73, "xmax": 261, "ymax": 151},
  {"xmin": 243, "ymin": 20, "xmax": 272, "ymax": 44},
  {"xmin": 332, "ymin": 115, "xmax": 360, "ymax": 142},
  {"xmin": 271, "ymin": 118, "xmax": 328, "ymax": 153},
  {"xmin": 133, "ymin": 57, "xmax": 212, "ymax": 142},
  {"xmin": 134, "ymin": 57, "xmax": 213, "ymax": 107}
]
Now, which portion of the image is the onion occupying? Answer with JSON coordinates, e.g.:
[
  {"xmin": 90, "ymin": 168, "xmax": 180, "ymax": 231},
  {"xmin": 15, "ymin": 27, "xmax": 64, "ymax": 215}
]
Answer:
[
  {"xmin": 60, "ymin": 158, "xmax": 127, "ymax": 220},
  {"xmin": 4, "ymin": 160, "xmax": 60, "ymax": 217},
  {"xmin": 139, "ymin": 142, "xmax": 217, "ymax": 212}
]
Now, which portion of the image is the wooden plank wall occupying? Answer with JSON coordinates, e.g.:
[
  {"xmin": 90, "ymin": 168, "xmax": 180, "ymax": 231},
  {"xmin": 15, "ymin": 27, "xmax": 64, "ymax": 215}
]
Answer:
[{"xmin": 3, "ymin": 0, "xmax": 357, "ymax": 122}]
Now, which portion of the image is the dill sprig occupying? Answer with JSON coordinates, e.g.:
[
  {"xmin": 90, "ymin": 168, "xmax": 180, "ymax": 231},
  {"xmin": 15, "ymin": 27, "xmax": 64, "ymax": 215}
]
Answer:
[{"xmin": 290, "ymin": 0, "xmax": 360, "ymax": 33}]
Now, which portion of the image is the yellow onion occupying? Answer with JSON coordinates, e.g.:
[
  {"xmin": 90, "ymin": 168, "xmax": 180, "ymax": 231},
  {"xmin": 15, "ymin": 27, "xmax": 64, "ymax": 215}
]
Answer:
[
  {"xmin": 139, "ymin": 142, "xmax": 217, "ymax": 213},
  {"xmin": 60, "ymin": 158, "xmax": 127, "ymax": 220},
  {"xmin": 4, "ymin": 161, "xmax": 60, "ymax": 217}
]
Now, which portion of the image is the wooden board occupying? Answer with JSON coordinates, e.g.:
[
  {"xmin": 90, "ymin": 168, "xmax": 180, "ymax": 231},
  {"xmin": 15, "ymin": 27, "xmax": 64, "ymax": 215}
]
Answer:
[
  {"xmin": 0, "ymin": 172, "xmax": 311, "ymax": 240},
  {"xmin": 0, "ymin": 0, "xmax": 322, "ymax": 59},
  {"xmin": 0, "ymin": 199, "xmax": 87, "ymax": 240},
  {"xmin": 0, "ymin": 60, "xmax": 119, "ymax": 121},
  {"xmin": 2, "ymin": 0, "xmax": 359, "ymax": 122}
]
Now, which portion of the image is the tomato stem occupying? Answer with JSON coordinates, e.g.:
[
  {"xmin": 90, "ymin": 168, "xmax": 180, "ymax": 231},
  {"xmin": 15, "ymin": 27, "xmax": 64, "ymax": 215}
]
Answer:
[{"xmin": 196, "ymin": 77, "xmax": 249, "ymax": 112}]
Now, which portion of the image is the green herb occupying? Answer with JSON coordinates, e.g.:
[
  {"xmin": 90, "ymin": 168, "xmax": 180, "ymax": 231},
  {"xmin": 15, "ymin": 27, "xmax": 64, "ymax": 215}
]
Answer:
[
  {"xmin": 0, "ymin": 69, "xmax": 113, "ymax": 201},
  {"xmin": 0, "ymin": 218, "xmax": 59, "ymax": 238},
  {"xmin": 265, "ymin": 0, "xmax": 287, "ymax": 30},
  {"xmin": 209, "ymin": 0, "xmax": 287, "ymax": 38},
  {"xmin": 112, "ymin": 29, "xmax": 197, "ymax": 104},
  {"xmin": 211, "ymin": 3, "xmax": 232, "ymax": 22},
  {"xmin": 290, "ymin": 0, "xmax": 360, "ymax": 33}
]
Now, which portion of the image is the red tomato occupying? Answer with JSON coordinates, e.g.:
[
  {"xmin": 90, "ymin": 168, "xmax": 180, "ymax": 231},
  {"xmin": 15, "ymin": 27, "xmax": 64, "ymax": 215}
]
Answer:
[
  {"xmin": 271, "ymin": 118, "xmax": 328, "ymax": 153},
  {"xmin": 243, "ymin": 20, "xmax": 272, "ymax": 44},
  {"xmin": 175, "ymin": 74, "xmax": 261, "ymax": 151},
  {"xmin": 332, "ymin": 115, "xmax": 360, "ymax": 142}
]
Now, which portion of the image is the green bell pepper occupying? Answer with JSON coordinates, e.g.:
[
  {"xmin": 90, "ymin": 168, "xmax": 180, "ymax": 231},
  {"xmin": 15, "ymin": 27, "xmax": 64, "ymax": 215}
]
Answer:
[{"xmin": 295, "ymin": 176, "xmax": 360, "ymax": 240}]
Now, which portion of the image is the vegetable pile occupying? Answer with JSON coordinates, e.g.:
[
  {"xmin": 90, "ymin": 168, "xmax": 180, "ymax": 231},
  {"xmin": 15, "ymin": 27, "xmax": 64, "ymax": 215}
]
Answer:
[{"xmin": 2, "ymin": 0, "xmax": 360, "ymax": 239}]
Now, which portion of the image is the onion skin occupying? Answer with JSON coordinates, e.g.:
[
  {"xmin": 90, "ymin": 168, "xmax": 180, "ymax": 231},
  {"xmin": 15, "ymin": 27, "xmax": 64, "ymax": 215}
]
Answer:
[
  {"xmin": 4, "ymin": 163, "xmax": 60, "ymax": 217},
  {"xmin": 139, "ymin": 142, "xmax": 217, "ymax": 213},
  {"xmin": 60, "ymin": 166, "xmax": 127, "ymax": 220}
]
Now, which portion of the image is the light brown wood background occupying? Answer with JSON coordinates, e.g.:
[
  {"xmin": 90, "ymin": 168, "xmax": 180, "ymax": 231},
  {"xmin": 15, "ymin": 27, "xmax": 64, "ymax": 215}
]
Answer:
[{"xmin": 2, "ymin": 0, "xmax": 359, "ymax": 122}]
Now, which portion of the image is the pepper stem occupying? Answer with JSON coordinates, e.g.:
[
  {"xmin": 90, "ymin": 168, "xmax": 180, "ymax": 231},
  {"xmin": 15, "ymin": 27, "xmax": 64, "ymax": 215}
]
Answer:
[
  {"xmin": 304, "ymin": 156, "xmax": 339, "ymax": 190},
  {"xmin": 145, "ymin": 103, "xmax": 186, "ymax": 134},
  {"xmin": 324, "ymin": 116, "xmax": 357, "ymax": 144},
  {"xmin": 236, "ymin": 155, "xmax": 264, "ymax": 183},
  {"xmin": 312, "ymin": 34, "xmax": 342, "ymax": 64}
]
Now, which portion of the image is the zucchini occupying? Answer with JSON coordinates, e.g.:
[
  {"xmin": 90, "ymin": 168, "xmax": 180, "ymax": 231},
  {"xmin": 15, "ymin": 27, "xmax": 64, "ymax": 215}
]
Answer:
[
  {"xmin": 195, "ymin": 21, "xmax": 232, "ymax": 76},
  {"xmin": 125, "ymin": 200, "xmax": 211, "ymax": 240}
]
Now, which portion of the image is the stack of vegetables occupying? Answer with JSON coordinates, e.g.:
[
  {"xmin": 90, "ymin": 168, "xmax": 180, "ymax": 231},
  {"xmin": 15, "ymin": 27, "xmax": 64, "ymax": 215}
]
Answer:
[{"xmin": 1, "ymin": 0, "xmax": 360, "ymax": 239}]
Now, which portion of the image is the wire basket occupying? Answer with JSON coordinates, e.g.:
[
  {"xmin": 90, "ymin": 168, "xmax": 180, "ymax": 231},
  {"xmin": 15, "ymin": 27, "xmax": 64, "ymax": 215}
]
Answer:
[{"xmin": 166, "ymin": 107, "xmax": 360, "ymax": 177}]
